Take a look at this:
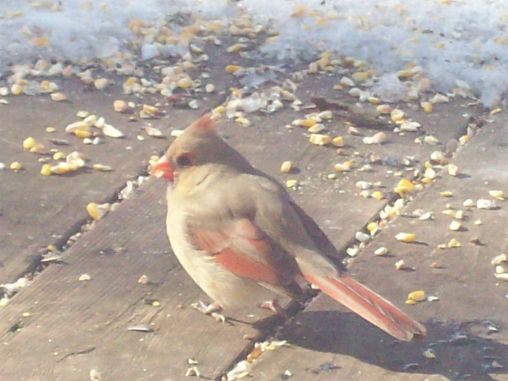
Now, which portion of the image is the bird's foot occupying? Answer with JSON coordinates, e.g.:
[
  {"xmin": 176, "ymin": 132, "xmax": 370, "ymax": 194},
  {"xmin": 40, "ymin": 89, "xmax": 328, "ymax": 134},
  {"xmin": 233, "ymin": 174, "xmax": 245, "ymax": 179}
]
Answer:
[
  {"xmin": 259, "ymin": 299, "xmax": 287, "ymax": 318},
  {"xmin": 191, "ymin": 300, "xmax": 226, "ymax": 323}
]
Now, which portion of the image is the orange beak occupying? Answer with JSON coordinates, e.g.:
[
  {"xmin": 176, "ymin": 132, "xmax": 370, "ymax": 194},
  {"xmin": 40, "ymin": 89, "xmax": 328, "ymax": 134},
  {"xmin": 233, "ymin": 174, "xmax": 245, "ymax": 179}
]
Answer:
[{"xmin": 149, "ymin": 156, "xmax": 174, "ymax": 181}]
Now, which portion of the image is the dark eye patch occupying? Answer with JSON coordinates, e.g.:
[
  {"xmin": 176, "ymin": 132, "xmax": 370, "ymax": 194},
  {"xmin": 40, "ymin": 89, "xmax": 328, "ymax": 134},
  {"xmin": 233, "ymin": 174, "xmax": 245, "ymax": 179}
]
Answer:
[{"xmin": 176, "ymin": 153, "xmax": 192, "ymax": 167}]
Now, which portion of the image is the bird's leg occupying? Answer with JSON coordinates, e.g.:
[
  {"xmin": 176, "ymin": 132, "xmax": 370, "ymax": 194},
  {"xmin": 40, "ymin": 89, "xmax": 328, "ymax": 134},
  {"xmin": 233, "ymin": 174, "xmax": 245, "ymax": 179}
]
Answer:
[
  {"xmin": 259, "ymin": 299, "xmax": 287, "ymax": 318},
  {"xmin": 191, "ymin": 300, "xmax": 226, "ymax": 323}
]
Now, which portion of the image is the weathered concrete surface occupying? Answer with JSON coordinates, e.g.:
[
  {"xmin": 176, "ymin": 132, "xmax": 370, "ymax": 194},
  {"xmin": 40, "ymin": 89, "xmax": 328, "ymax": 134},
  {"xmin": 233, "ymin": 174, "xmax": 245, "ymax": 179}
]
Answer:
[{"xmin": 250, "ymin": 114, "xmax": 508, "ymax": 381}]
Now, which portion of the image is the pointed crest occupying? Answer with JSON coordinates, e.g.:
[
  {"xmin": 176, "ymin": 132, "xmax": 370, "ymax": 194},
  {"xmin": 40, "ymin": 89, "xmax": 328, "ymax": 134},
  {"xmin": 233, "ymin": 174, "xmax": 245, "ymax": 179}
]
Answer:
[{"xmin": 187, "ymin": 113, "xmax": 215, "ymax": 135}]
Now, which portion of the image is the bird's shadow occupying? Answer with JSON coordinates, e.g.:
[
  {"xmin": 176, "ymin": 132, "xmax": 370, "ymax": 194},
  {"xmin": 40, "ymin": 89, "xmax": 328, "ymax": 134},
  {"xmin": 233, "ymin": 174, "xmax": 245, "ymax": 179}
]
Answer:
[{"xmin": 275, "ymin": 311, "xmax": 507, "ymax": 381}]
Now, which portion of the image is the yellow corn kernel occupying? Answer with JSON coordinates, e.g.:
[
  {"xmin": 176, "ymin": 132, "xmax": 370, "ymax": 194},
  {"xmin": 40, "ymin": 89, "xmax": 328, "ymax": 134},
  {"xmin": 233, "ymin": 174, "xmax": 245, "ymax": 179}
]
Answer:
[
  {"xmin": 286, "ymin": 179, "xmax": 298, "ymax": 188},
  {"xmin": 394, "ymin": 179, "xmax": 414, "ymax": 195},
  {"xmin": 46, "ymin": 127, "xmax": 56, "ymax": 133},
  {"xmin": 407, "ymin": 290, "xmax": 426, "ymax": 302},
  {"xmin": 292, "ymin": 119, "xmax": 316, "ymax": 128},
  {"xmin": 235, "ymin": 116, "xmax": 250, "ymax": 127},
  {"xmin": 352, "ymin": 71, "xmax": 371, "ymax": 82},
  {"xmin": 308, "ymin": 124, "xmax": 325, "ymax": 133},
  {"xmin": 376, "ymin": 104, "xmax": 392, "ymax": 114},
  {"xmin": 405, "ymin": 299, "xmax": 417, "ymax": 305},
  {"xmin": 334, "ymin": 161, "xmax": 352, "ymax": 172},
  {"xmin": 74, "ymin": 129, "xmax": 92, "ymax": 139},
  {"xmin": 332, "ymin": 136, "xmax": 344, "ymax": 147},
  {"xmin": 371, "ymin": 191, "xmax": 384, "ymax": 200},
  {"xmin": 395, "ymin": 232, "xmax": 416, "ymax": 243},
  {"xmin": 224, "ymin": 64, "xmax": 242, "ymax": 73},
  {"xmin": 40, "ymin": 164, "xmax": 52, "ymax": 176},
  {"xmin": 177, "ymin": 77, "xmax": 192, "ymax": 89},
  {"xmin": 440, "ymin": 191, "xmax": 453, "ymax": 197},
  {"xmin": 51, "ymin": 162, "xmax": 79, "ymax": 175},
  {"xmin": 212, "ymin": 105, "xmax": 225, "ymax": 115},
  {"xmin": 52, "ymin": 151, "xmax": 65, "ymax": 160},
  {"xmin": 421, "ymin": 101, "xmax": 433, "ymax": 113},
  {"xmin": 390, "ymin": 108, "xmax": 405, "ymax": 123},
  {"xmin": 226, "ymin": 43, "xmax": 247, "ymax": 53},
  {"xmin": 489, "ymin": 190, "xmax": 505, "ymax": 200},
  {"xmin": 280, "ymin": 161, "xmax": 293, "ymax": 173},
  {"xmin": 11, "ymin": 83, "xmax": 24, "ymax": 95},
  {"xmin": 447, "ymin": 238, "xmax": 461, "ymax": 248},
  {"xmin": 10, "ymin": 161, "xmax": 23, "ymax": 171},
  {"xmin": 367, "ymin": 222, "xmax": 379, "ymax": 234},
  {"xmin": 124, "ymin": 77, "xmax": 138, "ymax": 86},
  {"xmin": 23, "ymin": 137, "xmax": 36, "ymax": 150},
  {"xmin": 86, "ymin": 203, "xmax": 102, "ymax": 221},
  {"xmin": 309, "ymin": 134, "xmax": 331, "ymax": 146}
]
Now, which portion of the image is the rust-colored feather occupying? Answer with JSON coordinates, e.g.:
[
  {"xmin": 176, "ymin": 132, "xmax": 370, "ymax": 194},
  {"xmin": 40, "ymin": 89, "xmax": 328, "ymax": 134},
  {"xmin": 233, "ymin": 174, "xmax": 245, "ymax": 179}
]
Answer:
[
  {"xmin": 190, "ymin": 218, "xmax": 295, "ymax": 285},
  {"xmin": 304, "ymin": 274, "xmax": 427, "ymax": 341}
]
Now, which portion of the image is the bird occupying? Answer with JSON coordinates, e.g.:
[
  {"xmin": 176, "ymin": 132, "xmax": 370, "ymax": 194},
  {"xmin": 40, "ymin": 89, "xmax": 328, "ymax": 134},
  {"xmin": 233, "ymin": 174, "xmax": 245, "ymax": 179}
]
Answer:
[{"xmin": 150, "ymin": 114, "xmax": 426, "ymax": 341}]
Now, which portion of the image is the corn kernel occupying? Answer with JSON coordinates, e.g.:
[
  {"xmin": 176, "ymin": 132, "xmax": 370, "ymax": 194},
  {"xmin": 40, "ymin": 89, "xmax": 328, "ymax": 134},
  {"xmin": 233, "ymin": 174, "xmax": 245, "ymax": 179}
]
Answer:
[
  {"xmin": 394, "ymin": 179, "xmax": 414, "ymax": 195},
  {"xmin": 286, "ymin": 179, "xmax": 298, "ymax": 188},
  {"xmin": 11, "ymin": 83, "xmax": 24, "ymax": 95},
  {"xmin": 74, "ymin": 129, "xmax": 92, "ymax": 138},
  {"xmin": 40, "ymin": 164, "xmax": 52, "ymax": 176},
  {"xmin": 407, "ymin": 290, "xmax": 426, "ymax": 302},
  {"xmin": 309, "ymin": 134, "xmax": 331, "ymax": 146},
  {"xmin": 395, "ymin": 232, "xmax": 416, "ymax": 243},
  {"xmin": 308, "ymin": 124, "xmax": 325, "ymax": 133},
  {"xmin": 376, "ymin": 104, "xmax": 392, "ymax": 114},
  {"xmin": 371, "ymin": 191, "xmax": 384, "ymax": 200},
  {"xmin": 10, "ymin": 161, "xmax": 23, "ymax": 171},
  {"xmin": 226, "ymin": 43, "xmax": 247, "ymax": 53},
  {"xmin": 177, "ymin": 77, "xmax": 193, "ymax": 89},
  {"xmin": 86, "ymin": 202, "xmax": 107, "ymax": 221},
  {"xmin": 53, "ymin": 151, "xmax": 65, "ymax": 160},
  {"xmin": 332, "ymin": 136, "xmax": 344, "ymax": 147},
  {"xmin": 421, "ymin": 101, "xmax": 433, "ymax": 113},
  {"xmin": 292, "ymin": 119, "xmax": 316, "ymax": 128},
  {"xmin": 447, "ymin": 238, "xmax": 461, "ymax": 248},
  {"xmin": 440, "ymin": 191, "xmax": 453, "ymax": 197},
  {"xmin": 334, "ymin": 161, "xmax": 352, "ymax": 172},
  {"xmin": 23, "ymin": 137, "xmax": 36, "ymax": 150},
  {"xmin": 390, "ymin": 108, "xmax": 405, "ymax": 123},
  {"xmin": 224, "ymin": 65, "xmax": 242, "ymax": 73},
  {"xmin": 280, "ymin": 161, "xmax": 293, "ymax": 173},
  {"xmin": 46, "ymin": 127, "xmax": 56, "ymax": 133},
  {"xmin": 489, "ymin": 190, "xmax": 505, "ymax": 200},
  {"xmin": 367, "ymin": 222, "xmax": 379, "ymax": 234}
]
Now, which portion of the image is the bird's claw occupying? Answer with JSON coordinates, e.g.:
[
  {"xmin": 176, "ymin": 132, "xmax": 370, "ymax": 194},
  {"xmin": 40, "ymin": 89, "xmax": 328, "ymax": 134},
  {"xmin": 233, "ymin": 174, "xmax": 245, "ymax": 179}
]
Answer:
[
  {"xmin": 259, "ymin": 299, "xmax": 287, "ymax": 318},
  {"xmin": 191, "ymin": 300, "xmax": 226, "ymax": 323}
]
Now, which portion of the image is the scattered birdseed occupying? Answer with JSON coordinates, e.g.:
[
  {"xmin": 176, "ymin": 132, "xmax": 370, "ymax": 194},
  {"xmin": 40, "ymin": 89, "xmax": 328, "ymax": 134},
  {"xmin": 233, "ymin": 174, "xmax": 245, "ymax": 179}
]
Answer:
[
  {"xmin": 374, "ymin": 247, "xmax": 388, "ymax": 256},
  {"xmin": 280, "ymin": 161, "xmax": 293, "ymax": 173},
  {"xmin": 78, "ymin": 273, "xmax": 92, "ymax": 281},
  {"xmin": 395, "ymin": 232, "xmax": 416, "ymax": 243}
]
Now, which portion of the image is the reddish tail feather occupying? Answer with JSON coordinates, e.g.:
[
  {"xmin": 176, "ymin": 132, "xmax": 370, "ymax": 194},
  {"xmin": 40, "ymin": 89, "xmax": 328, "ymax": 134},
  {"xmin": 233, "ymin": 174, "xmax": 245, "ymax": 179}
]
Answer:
[{"xmin": 304, "ymin": 274, "xmax": 427, "ymax": 341}]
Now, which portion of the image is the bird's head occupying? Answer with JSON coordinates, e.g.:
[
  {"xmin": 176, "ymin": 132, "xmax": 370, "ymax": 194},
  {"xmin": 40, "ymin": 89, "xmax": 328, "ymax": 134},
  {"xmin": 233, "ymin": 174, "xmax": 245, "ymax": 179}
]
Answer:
[{"xmin": 150, "ymin": 114, "xmax": 252, "ymax": 181}]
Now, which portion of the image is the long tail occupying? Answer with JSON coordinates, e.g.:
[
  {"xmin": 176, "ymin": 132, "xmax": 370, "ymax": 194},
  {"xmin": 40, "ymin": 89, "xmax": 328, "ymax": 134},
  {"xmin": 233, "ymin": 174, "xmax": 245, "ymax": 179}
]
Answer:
[{"xmin": 304, "ymin": 274, "xmax": 427, "ymax": 341}]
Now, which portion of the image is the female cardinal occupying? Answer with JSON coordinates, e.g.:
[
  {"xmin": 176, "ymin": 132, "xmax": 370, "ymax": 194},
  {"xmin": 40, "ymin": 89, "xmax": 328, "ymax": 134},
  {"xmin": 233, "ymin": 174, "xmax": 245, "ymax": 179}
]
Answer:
[{"xmin": 150, "ymin": 114, "xmax": 426, "ymax": 341}]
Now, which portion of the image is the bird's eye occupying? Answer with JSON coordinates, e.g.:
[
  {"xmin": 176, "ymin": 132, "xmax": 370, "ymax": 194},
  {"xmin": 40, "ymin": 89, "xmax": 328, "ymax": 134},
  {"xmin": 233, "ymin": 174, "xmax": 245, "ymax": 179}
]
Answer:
[{"xmin": 175, "ymin": 153, "xmax": 192, "ymax": 167}]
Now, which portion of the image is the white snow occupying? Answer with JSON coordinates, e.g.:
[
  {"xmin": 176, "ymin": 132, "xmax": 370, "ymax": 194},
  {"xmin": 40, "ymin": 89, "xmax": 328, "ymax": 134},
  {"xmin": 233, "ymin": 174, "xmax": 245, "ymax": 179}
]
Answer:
[{"xmin": 1, "ymin": 0, "xmax": 507, "ymax": 106}]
